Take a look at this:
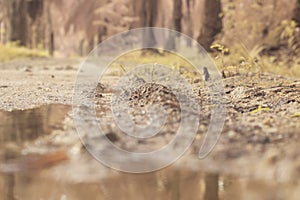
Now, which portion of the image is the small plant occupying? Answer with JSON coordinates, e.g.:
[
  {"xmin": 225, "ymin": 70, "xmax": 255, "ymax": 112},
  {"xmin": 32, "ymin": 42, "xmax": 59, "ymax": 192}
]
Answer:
[
  {"xmin": 238, "ymin": 42, "xmax": 265, "ymax": 76},
  {"xmin": 210, "ymin": 43, "xmax": 243, "ymax": 78},
  {"xmin": 119, "ymin": 64, "xmax": 127, "ymax": 73},
  {"xmin": 151, "ymin": 63, "xmax": 156, "ymax": 82},
  {"xmin": 210, "ymin": 43, "xmax": 229, "ymax": 69}
]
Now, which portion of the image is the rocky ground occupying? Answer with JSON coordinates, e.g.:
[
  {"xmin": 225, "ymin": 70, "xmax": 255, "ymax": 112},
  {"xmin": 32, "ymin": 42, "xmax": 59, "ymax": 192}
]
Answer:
[
  {"xmin": 94, "ymin": 67, "xmax": 300, "ymax": 182},
  {"xmin": 0, "ymin": 58, "xmax": 300, "ymax": 184},
  {"xmin": 0, "ymin": 58, "xmax": 78, "ymax": 110}
]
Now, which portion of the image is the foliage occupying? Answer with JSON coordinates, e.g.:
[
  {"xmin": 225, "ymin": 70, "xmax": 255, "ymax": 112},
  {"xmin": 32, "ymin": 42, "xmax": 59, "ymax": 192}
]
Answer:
[
  {"xmin": 258, "ymin": 20, "xmax": 300, "ymax": 77},
  {"xmin": 210, "ymin": 42, "xmax": 264, "ymax": 77},
  {"xmin": 217, "ymin": 0, "xmax": 300, "ymax": 78},
  {"xmin": 210, "ymin": 43, "xmax": 229, "ymax": 69},
  {"xmin": 212, "ymin": 30, "xmax": 300, "ymax": 78}
]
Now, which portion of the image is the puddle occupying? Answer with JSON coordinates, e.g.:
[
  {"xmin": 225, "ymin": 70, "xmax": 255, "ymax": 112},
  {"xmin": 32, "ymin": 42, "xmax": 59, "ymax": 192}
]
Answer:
[
  {"xmin": 0, "ymin": 104, "xmax": 299, "ymax": 200},
  {"xmin": 0, "ymin": 104, "xmax": 70, "ymax": 145},
  {"xmin": 1, "ymin": 166, "xmax": 299, "ymax": 200}
]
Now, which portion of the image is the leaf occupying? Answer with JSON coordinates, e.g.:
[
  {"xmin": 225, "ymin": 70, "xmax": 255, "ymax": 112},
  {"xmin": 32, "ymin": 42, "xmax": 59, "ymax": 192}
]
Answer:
[
  {"xmin": 291, "ymin": 113, "xmax": 300, "ymax": 118},
  {"xmin": 250, "ymin": 105, "xmax": 271, "ymax": 115}
]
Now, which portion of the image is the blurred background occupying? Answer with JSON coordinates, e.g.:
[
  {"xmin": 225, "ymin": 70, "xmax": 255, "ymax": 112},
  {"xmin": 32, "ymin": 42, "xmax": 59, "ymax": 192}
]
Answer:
[{"xmin": 0, "ymin": 0, "xmax": 299, "ymax": 76}]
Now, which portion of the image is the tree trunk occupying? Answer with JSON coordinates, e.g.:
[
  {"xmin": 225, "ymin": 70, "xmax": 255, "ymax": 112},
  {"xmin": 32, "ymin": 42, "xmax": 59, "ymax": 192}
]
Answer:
[
  {"xmin": 49, "ymin": 31, "xmax": 54, "ymax": 56},
  {"xmin": 204, "ymin": 174, "xmax": 219, "ymax": 200},
  {"xmin": 293, "ymin": 0, "xmax": 300, "ymax": 26},
  {"xmin": 173, "ymin": 0, "xmax": 182, "ymax": 33},
  {"xmin": 97, "ymin": 25, "xmax": 107, "ymax": 44},
  {"xmin": 140, "ymin": 0, "xmax": 158, "ymax": 51},
  {"xmin": 185, "ymin": 0, "xmax": 193, "ymax": 46},
  {"xmin": 27, "ymin": 0, "xmax": 44, "ymax": 48},
  {"xmin": 10, "ymin": 0, "xmax": 28, "ymax": 46},
  {"xmin": 4, "ymin": 0, "xmax": 45, "ymax": 48},
  {"xmin": 46, "ymin": 0, "xmax": 53, "ymax": 56},
  {"xmin": 197, "ymin": 0, "xmax": 222, "ymax": 51},
  {"xmin": 164, "ymin": 0, "xmax": 183, "ymax": 51}
]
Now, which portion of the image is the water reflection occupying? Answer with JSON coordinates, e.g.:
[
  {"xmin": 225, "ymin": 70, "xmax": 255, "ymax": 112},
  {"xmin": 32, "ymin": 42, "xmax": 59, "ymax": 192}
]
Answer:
[
  {"xmin": 0, "ymin": 104, "xmax": 299, "ymax": 200},
  {"xmin": 6, "ymin": 168, "xmax": 220, "ymax": 200},
  {"xmin": 0, "ymin": 104, "xmax": 70, "ymax": 145},
  {"xmin": 1, "ymin": 174, "xmax": 15, "ymax": 200},
  {"xmin": 204, "ymin": 174, "xmax": 219, "ymax": 200},
  {"xmin": 0, "ymin": 104, "xmax": 70, "ymax": 200},
  {"xmin": 7, "ymin": 165, "xmax": 299, "ymax": 200}
]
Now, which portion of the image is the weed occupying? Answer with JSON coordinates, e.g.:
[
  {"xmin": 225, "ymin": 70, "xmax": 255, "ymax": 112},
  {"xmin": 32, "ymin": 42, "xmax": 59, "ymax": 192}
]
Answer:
[{"xmin": 210, "ymin": 43, "xmax": 229, "ymax": 69}]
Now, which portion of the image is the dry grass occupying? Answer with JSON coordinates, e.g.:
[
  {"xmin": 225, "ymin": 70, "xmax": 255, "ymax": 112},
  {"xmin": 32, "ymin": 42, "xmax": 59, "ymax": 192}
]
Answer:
[
  {"xmin": 104, "ymin": 49, "xmax": 198, "ymax": 81},
  {"xmin": 105, "ymin": 48, "xmax": 300, "ymax": 80},
  {"xmin": 0, "ymin": 43, "xmax": 48, "ymax": 62},
  {"xmin": 210, "ymin": 42, "xmax": 300, "ymax": 79}
]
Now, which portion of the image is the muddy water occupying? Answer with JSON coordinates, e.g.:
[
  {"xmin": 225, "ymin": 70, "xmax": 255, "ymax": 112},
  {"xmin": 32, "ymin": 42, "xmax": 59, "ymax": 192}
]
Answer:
[
  {"xmin": 0, "ymin": 104, "xmax": 70, "ymax": 145},
  {"xmin": 0, "ymin": 104, "xmax": 299, "ymax": 200}
]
